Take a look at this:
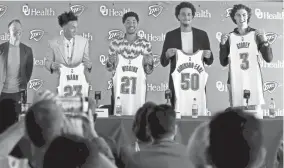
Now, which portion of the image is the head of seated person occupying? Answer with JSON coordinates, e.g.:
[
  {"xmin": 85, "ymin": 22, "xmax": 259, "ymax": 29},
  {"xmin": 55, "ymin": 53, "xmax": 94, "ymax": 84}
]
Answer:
[
  {"xmin": 25, "ymin": 99, "xmax": 65, "ymax": 148},
  {"xmin": 207, "ymin": 107, "xmax": 266, "ymax": 168},
  {"xmin": 132, "ymin": 102, "xmax": 156, "ymax": 143},
  {"xmin": 147, "ymin": 104, "xmax": 177, "ymax": 142},
  {"xmin": 43, "ymin": 134, "xmax": 100, "ymax": 168}
]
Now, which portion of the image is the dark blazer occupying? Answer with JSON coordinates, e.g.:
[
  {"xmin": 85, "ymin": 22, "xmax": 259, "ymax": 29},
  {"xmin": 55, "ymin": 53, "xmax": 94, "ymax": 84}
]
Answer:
[
  {"xmin": 126, "ymin": 141, "xmax": 193, "ymax": 168},
  {"xmin": 0, "ymin": 42, "xmax": 34, "ymax": 94},
  {"xmin": 160, "ymin": 27, "xmax": 214, "ymax": 107}
]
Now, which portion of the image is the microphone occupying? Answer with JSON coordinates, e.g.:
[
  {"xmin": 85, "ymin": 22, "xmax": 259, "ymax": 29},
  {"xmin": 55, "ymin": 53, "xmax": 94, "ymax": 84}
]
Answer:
[{"xmin": 243, "ymin": 90, "xmax": 250, "ymax": 108}]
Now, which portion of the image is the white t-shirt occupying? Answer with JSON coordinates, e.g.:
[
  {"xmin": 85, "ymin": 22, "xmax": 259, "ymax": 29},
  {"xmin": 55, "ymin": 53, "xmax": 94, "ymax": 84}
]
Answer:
[{"xmin": 181, "ymin": 31, "xmax": 193, "ymax": 54}]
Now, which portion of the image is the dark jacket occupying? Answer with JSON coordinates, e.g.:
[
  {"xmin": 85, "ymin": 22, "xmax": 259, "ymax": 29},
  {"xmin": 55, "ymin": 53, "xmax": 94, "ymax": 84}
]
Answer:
[
  {"xmin": 219, "ymin": 27, "xmax": 273, "ymax": 84},
  {"xmin": 126, "ymin": 141, "xmax": 193, "ymax": 168},
  {"xmin": 160, "ymin": 27, "xmax": 214, "ymax": 107},
  {"xmin": 0, "ymin": 42, "xmax": 34, "ymax": 94}
]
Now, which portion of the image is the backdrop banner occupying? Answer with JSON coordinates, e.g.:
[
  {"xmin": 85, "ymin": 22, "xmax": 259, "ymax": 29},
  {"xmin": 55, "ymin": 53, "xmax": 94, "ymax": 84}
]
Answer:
[{"xmin": 0, "ymin": 1, "xmax": 282, "ymax": 115}]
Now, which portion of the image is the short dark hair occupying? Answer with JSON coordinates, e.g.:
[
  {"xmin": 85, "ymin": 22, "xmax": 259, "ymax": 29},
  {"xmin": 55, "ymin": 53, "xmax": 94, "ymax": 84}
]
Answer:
[
  {"xmin": 175, "ymin": 2, "xmax": 196, "ymax": 19},
  {"xmin": 58, "ymin": 11, "xmax": 78, "ymax": 27},
  {"xmin": 43, "ymin": 134, "xmax": 99, "ymax": 168},
  {"xmin": 25, "ymin": 100, "xmax": 63, "ymax": 148},
  {"xmin": 132, "ymin": 102, "xmax": 156, "ymax": 142},
  {"xmin": 230, "ymin": 4, "xmax": 252, "ymax": 24},
  {"xmin": 208, "ymin": 108, "xmax": 262, "ymax": 168},
  {"xmin": 147, "ymin": 104, "xmax": 176, "ymax": 139},
  {"xmin": 8, "ymin": 19, "xmax": 21, "ymax": 29},
  {"xmin": 122, "ymin": 11, "xmax": 139, "ymax": 23}
]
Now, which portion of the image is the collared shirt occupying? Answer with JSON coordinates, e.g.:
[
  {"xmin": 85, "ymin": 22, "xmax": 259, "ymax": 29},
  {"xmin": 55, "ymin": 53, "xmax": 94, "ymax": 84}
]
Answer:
[
  {"xmin": 63, "ymin": 37, "xmax": 74, "ymax": 62},
  {"xmin": 2, "ymin": 41, "xmax": 21, "ymax": 93},
  {"xmin": 106, "ymin": 34, "xmax": 154, "ymax": 74}
]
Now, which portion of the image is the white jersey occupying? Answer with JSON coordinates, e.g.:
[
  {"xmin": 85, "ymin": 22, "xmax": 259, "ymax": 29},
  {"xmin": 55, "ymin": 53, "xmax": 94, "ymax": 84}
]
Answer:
[
  {"xmin": 229, "ymin": 31, "xmax": 265, "ymax": 106},
  {"xmin": 171, "ymin": 50, "xmax": 208, "ymax": 116},
  {"xmin": 57, "ymin": 63, "xmax": 89, "ymax": 98},
  {"xmin": 113, "ymin": 55, "xmax": 146, "ymax": 115}
]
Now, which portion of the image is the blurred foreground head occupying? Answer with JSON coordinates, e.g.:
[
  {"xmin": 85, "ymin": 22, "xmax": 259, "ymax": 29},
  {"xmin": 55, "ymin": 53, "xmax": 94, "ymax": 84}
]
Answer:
[
  {"xmin": 208, "ymin": 107, "xmax": 265, "ymax": 168},
  {"xmin": 25, "ymin": 99, "xmax": 64, "ymax": 148}
]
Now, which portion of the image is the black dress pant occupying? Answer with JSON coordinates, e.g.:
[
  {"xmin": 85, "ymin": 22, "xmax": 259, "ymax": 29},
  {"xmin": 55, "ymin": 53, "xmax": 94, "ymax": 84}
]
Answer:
[{"xmin": 0, "ymin": 91, "xmax": 24, "ymax": 158}]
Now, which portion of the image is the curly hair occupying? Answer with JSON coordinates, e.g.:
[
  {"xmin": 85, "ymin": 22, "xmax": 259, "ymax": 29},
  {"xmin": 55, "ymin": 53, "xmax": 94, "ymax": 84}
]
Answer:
[
  {"xmin": 132, "ymin": 102, "xmax": 156, "ymax": 142},
  {"xmin": 175, "ymin": 2, "xmax": 196, "ymax": 19},
  {"xmin": 230, "ymin": 4, "xmax": 252, "ymax": 24},
  {"xmin": 58, "ymin": 11, "xmax": 78, "ymax": 27},
  {"xmin": 122, "ymin": 11, "xmax": 139, "ymax": 24}
]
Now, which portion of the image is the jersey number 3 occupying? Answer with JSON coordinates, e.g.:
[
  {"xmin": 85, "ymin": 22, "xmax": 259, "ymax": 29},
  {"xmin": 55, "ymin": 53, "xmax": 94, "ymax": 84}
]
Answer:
[
  {"xmin": 181, "ymin": 73, "xmax": 199, "ymax": 91},
  {"xmin": 64, "ymin": 85, "xmax": 82, "ymax": 97},
  {"xmin": 240, "ymin": 53, "xmax": 249, "ymax": 70},
  {"xmin": 120, "ymin": 76, "xmax": 137, "ymax": 94}
]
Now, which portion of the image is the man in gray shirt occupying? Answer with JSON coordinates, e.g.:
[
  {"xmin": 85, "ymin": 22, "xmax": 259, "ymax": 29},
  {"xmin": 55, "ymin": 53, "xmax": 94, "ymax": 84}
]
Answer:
[{"xmin": 0, "ymin": 19, "xmax": 34, "ymax": 157}]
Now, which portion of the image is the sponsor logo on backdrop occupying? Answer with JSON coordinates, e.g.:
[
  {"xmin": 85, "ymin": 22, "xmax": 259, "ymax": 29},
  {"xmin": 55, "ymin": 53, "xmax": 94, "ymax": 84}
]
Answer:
[
  {"xmin": 195, "ymin": 9, "xmax": 211, "ymax": 18},
  {"xmin": 263, "ymin": 81, "xmax": 282, "ymax": 93},
  {"xmin": 265, "ymin": 32, "xmax": 278, "ymax": 45},
  {"xmin": 99, "ymin": 54, "xmax": 107, "ymax": 66},
  {"xmin": 216, "ymin": 32, "xmax": 222, "ymax": 43},
  {"xmin": 70, "ymin": 4, "xmax": 85, "ymax": 16},
  {"xmin": 148, "ymin": 4, "xmax": 163, "ymax": 17},
  {"xmin": 29, "ymin": 79, "xmax": 43, "ymax": 91},
  {"xmin": 255, "ymin": 8, "xmax": 284, "ymax": 20},
  {"xmin": 30, "ymin": 29, "xmax": 45, "ymax": 41},
  {"xmin": 0, "ymin": 32, "xmax": 9, "ymax": 41},
  {"xmin": 259, "ymin": 59, "xmax": 283, "ymax": 69},
  {"xmin": 138, "ymin": 30, "xmax": 165, "ymax": 42},
  {"xmin": 107, "ymin": 79, "xmax": 113, "ymax": 90},
  {"xmin": 108, "ymin": 30, "xmax": 124, "ymax": 40},
  {"xmin": 59, "ymin": 30, "xmax": 93, "ymax": 41},
  {"xmin": 216, "ymin": 81, "xmax": 228, "ymax": 92},
  {"xmin": 263, "ymin": 109, "xmax": 283, "ymax": 116},
  {"xmin": 153, "ymin": 54, "xmax": 161, "ymax": 67},
  {"xmin": 34, "ymin": 57, "xmax": 46, "ymax": 66},
  {"xmin": 99, "ymin": 5, "xmax": 130, "ymax": 17},
  {"xmin": 225, "ymin": 8, "xmax": 232, "ymax": 18},
  {"xmin": 22, "ymin": 4, "xmax": 55, "ymax": 16},
  {"xmin": 0, "ymin": 5, "xmax": 7, "ymax": 18},
  {"xmin": 147, "ymin": 83, "xmax": 168, "ymax": 92}
]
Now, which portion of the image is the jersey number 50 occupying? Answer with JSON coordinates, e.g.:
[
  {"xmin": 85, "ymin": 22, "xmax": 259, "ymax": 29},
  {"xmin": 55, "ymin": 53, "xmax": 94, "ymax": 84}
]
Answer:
[
  {"xmin": 181, "ymin": 73, "xmax": 199, "ymax": 91},
  {"xmin": 64, "ymin": 85, "xmax": 83, "ymax": 97},
  {"xmin": 120, "ymin": 76, "xmax": 137, "ymax": 94}
]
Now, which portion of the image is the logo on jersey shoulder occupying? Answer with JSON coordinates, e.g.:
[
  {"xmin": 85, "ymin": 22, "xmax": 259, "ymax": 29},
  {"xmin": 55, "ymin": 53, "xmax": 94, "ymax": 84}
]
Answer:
[
  {"xmin": 29, "ymin": 79, "xmax": 43, "ymax": 91},
  {"xmin": 70, "ymin": 4, "xmax": 85, "ymax": 16},
  {"xmin": 108, "ymin": 30, "xmax": 124, "ymax": 40},
  {"xmin": 153, "ymin": 54, "xmax": 161, "ymax": 67},
  {"xmin": 0, "ymin": 5, "xmax": 7, "ymax": 18},
  {"xmin": 225, "ymin": 8, "xmax": 232, "ymax": 17},
  {"xmin": 29, "ymin": 29, "xmax": 45, "ymax": 41},
  {"xmin": 263, "ymin": 81, "xmax": 282, "ymax": 93},
  {"xmin": 148, "ymin": 4, "xmax": 163, "ymax": 17},
  {"xmin": 265, "ymin": 32, "xmax": 278, "ymax": 45}
]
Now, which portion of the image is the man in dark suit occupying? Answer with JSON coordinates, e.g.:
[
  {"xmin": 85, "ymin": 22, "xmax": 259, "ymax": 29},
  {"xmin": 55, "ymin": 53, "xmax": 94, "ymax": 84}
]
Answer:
[
  {"xmin": 0, "ymin": 19, "xmax": 33, "ymax": 157},
  {"xmin": 160, "ymin": 2, "xmax": 214, "ymax": 108},
  {"xmin": 126, "ymin": 104, "xmax": 193, "ymax": 168}
]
